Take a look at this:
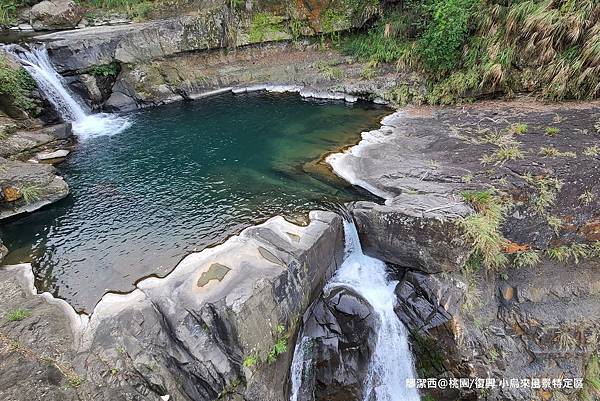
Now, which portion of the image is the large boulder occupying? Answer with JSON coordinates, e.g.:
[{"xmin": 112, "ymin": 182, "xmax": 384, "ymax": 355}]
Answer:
[
  {"xmin": 30, "ymin": 0, "xmax": 83, "ymax": 31},
  {"xmin": 291, "ymin": 286, "xmax": 379, "ymax": 401},
  {"xmin": 352, "ymin": 196, "xmax": 472, "ymax": 273}
]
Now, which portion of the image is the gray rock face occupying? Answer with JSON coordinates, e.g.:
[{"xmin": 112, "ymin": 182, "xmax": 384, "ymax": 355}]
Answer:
[
  {"xmin": 0, "ymin": 239, "xmax": 7, "ymax": 263},
  {"xmin": 296, "ymin": 286, "xmax": 379, "ymax": 401},
  {"xmin": 37, "ymin": 10, "xmax": 228, "ymax": 72},
  {"xmin": 395, "ymin": 270, "xmax": 463, "ymax": 333},
  {"xmin": 30, "ymin": 0, "xmax": 84, "ymax": 31},
  {"xmin": 352, "ymin": 197, "xmax": 472, "ymax": 273}
]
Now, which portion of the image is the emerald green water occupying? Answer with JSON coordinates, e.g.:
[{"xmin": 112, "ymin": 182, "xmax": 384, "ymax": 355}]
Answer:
[{"xmin": 0, "ymin": 92, "xmax": 387, "ymax": 311}]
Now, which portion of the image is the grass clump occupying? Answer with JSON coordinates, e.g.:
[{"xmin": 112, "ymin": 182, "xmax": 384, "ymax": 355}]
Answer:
[
  {"xmin": 7, "ymin": 308, "xmax": 31, "ymax": 322},
  {"xmin": 523, "ymin": 174, "xmax": 563, "ymax": 214},
  {"xmin": 547, "ymin": 215, "xmax": 562, "ymax": 236},
  {"xmin": 545, "ymin": 127, "xmax": 560, "ymax": 136},
  {"xmin": 0, "ymin": 0, "xmax": 19, "ymax": 27},
  {"xmin": 546, "ymin": 242, "xmax": 600, "ymax": 264},
  {"xmin": 583, "ymin": 145, "xmax": 600, "ymax": 157},
  {"xmin": 511, "ymin": 123, "xmax": 528, "ymax": 135},
  {"xmin": 512, "ymin": 249, "xmax": 540, "ymax": 268},
  {"xmin": 243, "ymin": 353, "xmax": 259, "ymax": 368},
  {"xmin": 538, "ymin": 146, "xmax": 576, "ymax": 158},
  {"xmin": 20, "ymin": 184, "xmax": 41, "ymax": 204},
  {"xmin": 481, "ymin": 144, "xmax": 524, "ymax": 165},
  {"xmin": 579, "ymin": 190, "xmax": 594, "ymax": 205},
  {"xmin": 459, "ymin": 189, "xmax": 509, "ymax": 270}
]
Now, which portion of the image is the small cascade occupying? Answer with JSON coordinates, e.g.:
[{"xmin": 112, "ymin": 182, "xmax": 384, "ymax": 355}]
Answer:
[
  {"xmin": 4, "ymin": 44, "xmax": 131, "ymax": 139},
  {"xmin": 289, "ymin": 219, "xmax": 420, "ymax": 401}
]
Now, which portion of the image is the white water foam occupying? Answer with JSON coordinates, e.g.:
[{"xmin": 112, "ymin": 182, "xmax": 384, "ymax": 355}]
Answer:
[
  {"xmin": 4, "ymin": 45, "xmax": 130, "ymax": 139},
  {"xmin": 289, "ymin": 220, "xmax": 420, "ymax": 401}
]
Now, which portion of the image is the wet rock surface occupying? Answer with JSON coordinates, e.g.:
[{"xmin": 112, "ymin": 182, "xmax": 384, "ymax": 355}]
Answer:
[{"xmin": 296, "ymin": 286, "xmax": 379, "ymax": 401}]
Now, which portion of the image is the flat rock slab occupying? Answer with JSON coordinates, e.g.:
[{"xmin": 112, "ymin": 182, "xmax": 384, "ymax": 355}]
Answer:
[
  {"xmin": 37, "ymin": 149, "xmax": 70, "ymax": 160},
  {"xmin": 0, "ymin": 157, "xmax": 69, "ymax": 220},
  {"xmin": 0, "ymin": 130, "xmax": 55, "ymax": 159}
]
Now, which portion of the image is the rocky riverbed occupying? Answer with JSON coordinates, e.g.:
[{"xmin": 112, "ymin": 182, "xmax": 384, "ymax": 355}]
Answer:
[{"xmin": 2, "ymin": 2, "xmax": 600, "ymax": 399}]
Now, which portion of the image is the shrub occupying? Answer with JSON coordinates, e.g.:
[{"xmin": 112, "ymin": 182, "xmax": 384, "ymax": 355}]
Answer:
[
  {"xmin": 0, "ymin": 55, "xmax": 36, "ymax": 112},
  {"xmin": 90, "ymin": 63, "xmax": 120, "ymax": 77},
  {"xmin": 417, "ymin": 0, "xmax": 478, "ymax": 76}
]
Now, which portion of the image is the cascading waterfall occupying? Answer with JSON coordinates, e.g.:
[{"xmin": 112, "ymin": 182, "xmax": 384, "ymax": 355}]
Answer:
[
  {"xmin": 289, "ymin": 219, "xmax": 420, "ymax": 401},
  {"xmin": 4, "ymin": 45, "xmax": 131, "ymax": 139}
]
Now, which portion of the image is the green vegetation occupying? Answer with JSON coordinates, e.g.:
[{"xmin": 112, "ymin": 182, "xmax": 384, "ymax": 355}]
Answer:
[
  {"xmin": 583, "ymin": 145, "xmax": 600, "ymax": 157},
  {"xmin": 523, "ymin": 174, "xmax": 563, "ymax": 215},
  {"xmin": 242, "ymin": 354, "xmax": 259, "ymax": 368},
  {"xmin": 0, "ymin": 55, "xmax": 37, "ymax": 113},
  {"xmin": 480, "ymin": 144, "xmax": 524, "ymax": 165},
  {"xmin": 579, "ymin": 190, "xmax": 594, "ymax": 205},
  {"xmin": 317, "ymin": 61, "xmax": 343, "ymax": 80},
  {"xmin": 266, "ymin": 324, "xmax": 288, "ymax": 364},
  {"xmin": 512, "ymin": 249, "xmax": 540, "ymax": 268},
  {"xmin": 340, "ymin": 0, "xmax": 600, "ymax": 104},
  {"xmin": 538, "ymin": 146, "xmax": 576, "ymax": 158},
  {"xmin": 581, "ymin": 353, "xmax": 600, "ymax": 401},
  {"xmin": 459, "ymin": 189, "xmax": 509, "ymax": 270},
  {"xmin": 546, "ymin": 242, "xmax": 600, "ymax": 264},
  {"xmin": 0, "ymin": 0, "xmax": 19, "ymax": 27},
  {"xmin": 75, "ymin": 0, "xmax": 177, "ymax": 20},
  {"xmin": 20, "ymin": 184, "xmax": 41, "ymax": 204},
  {"xmin": 7, "ymin": 308, "xmax": 31, "ymax": 322},
  {"xmin": 511, "ymin": 123, "xmax": 528, "ymax": 135},
  {"xmin": 90, "ymin": 63, "xmax": 120, "ymax": 77},
  {"xmin": 545, "ymin": 127, "xmax": 560, "ymax": 136},
  {"xmin": 0, "ymin": 125, "xmax": 17, "ymax": 141},
  {"xmin": 242, "ymin": 324, "xmax": 289, "ymax": 368},
  {"xmin": 249, "ymin": 12, "xmax": 284, "ymax": 42},
  {"xmin": 547, "ymin": 215, "xmax": 562, "ymax": 236}
]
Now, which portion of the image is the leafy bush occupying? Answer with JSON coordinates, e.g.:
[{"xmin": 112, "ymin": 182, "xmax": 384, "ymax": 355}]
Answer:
[
  {"xmin": 0, "ymin": 0, "xmax": 18, "ymax": 27},
  {"xmin": 90, "ymin": 62, "xmax": 120, "ymax": 77},
  {"xmin": 342, "ymin": 0, "xmax": 600, "ymax": 103},
  {"xmin": 417, "ymin": 0, "xmax": 477, "ymax": 76},
  {"xmin": 0, "ymin": 55, "xmax": 36, "ymax": 112}
]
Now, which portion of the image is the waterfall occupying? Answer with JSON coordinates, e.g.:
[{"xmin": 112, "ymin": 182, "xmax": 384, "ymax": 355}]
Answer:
[
  {"xmin": 4, "ymin": 45, "xmax": 131, "ymax": 140},
  {"xmin": 289, "ymin": 219, "xmax": 420, "ymax": 401}
]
